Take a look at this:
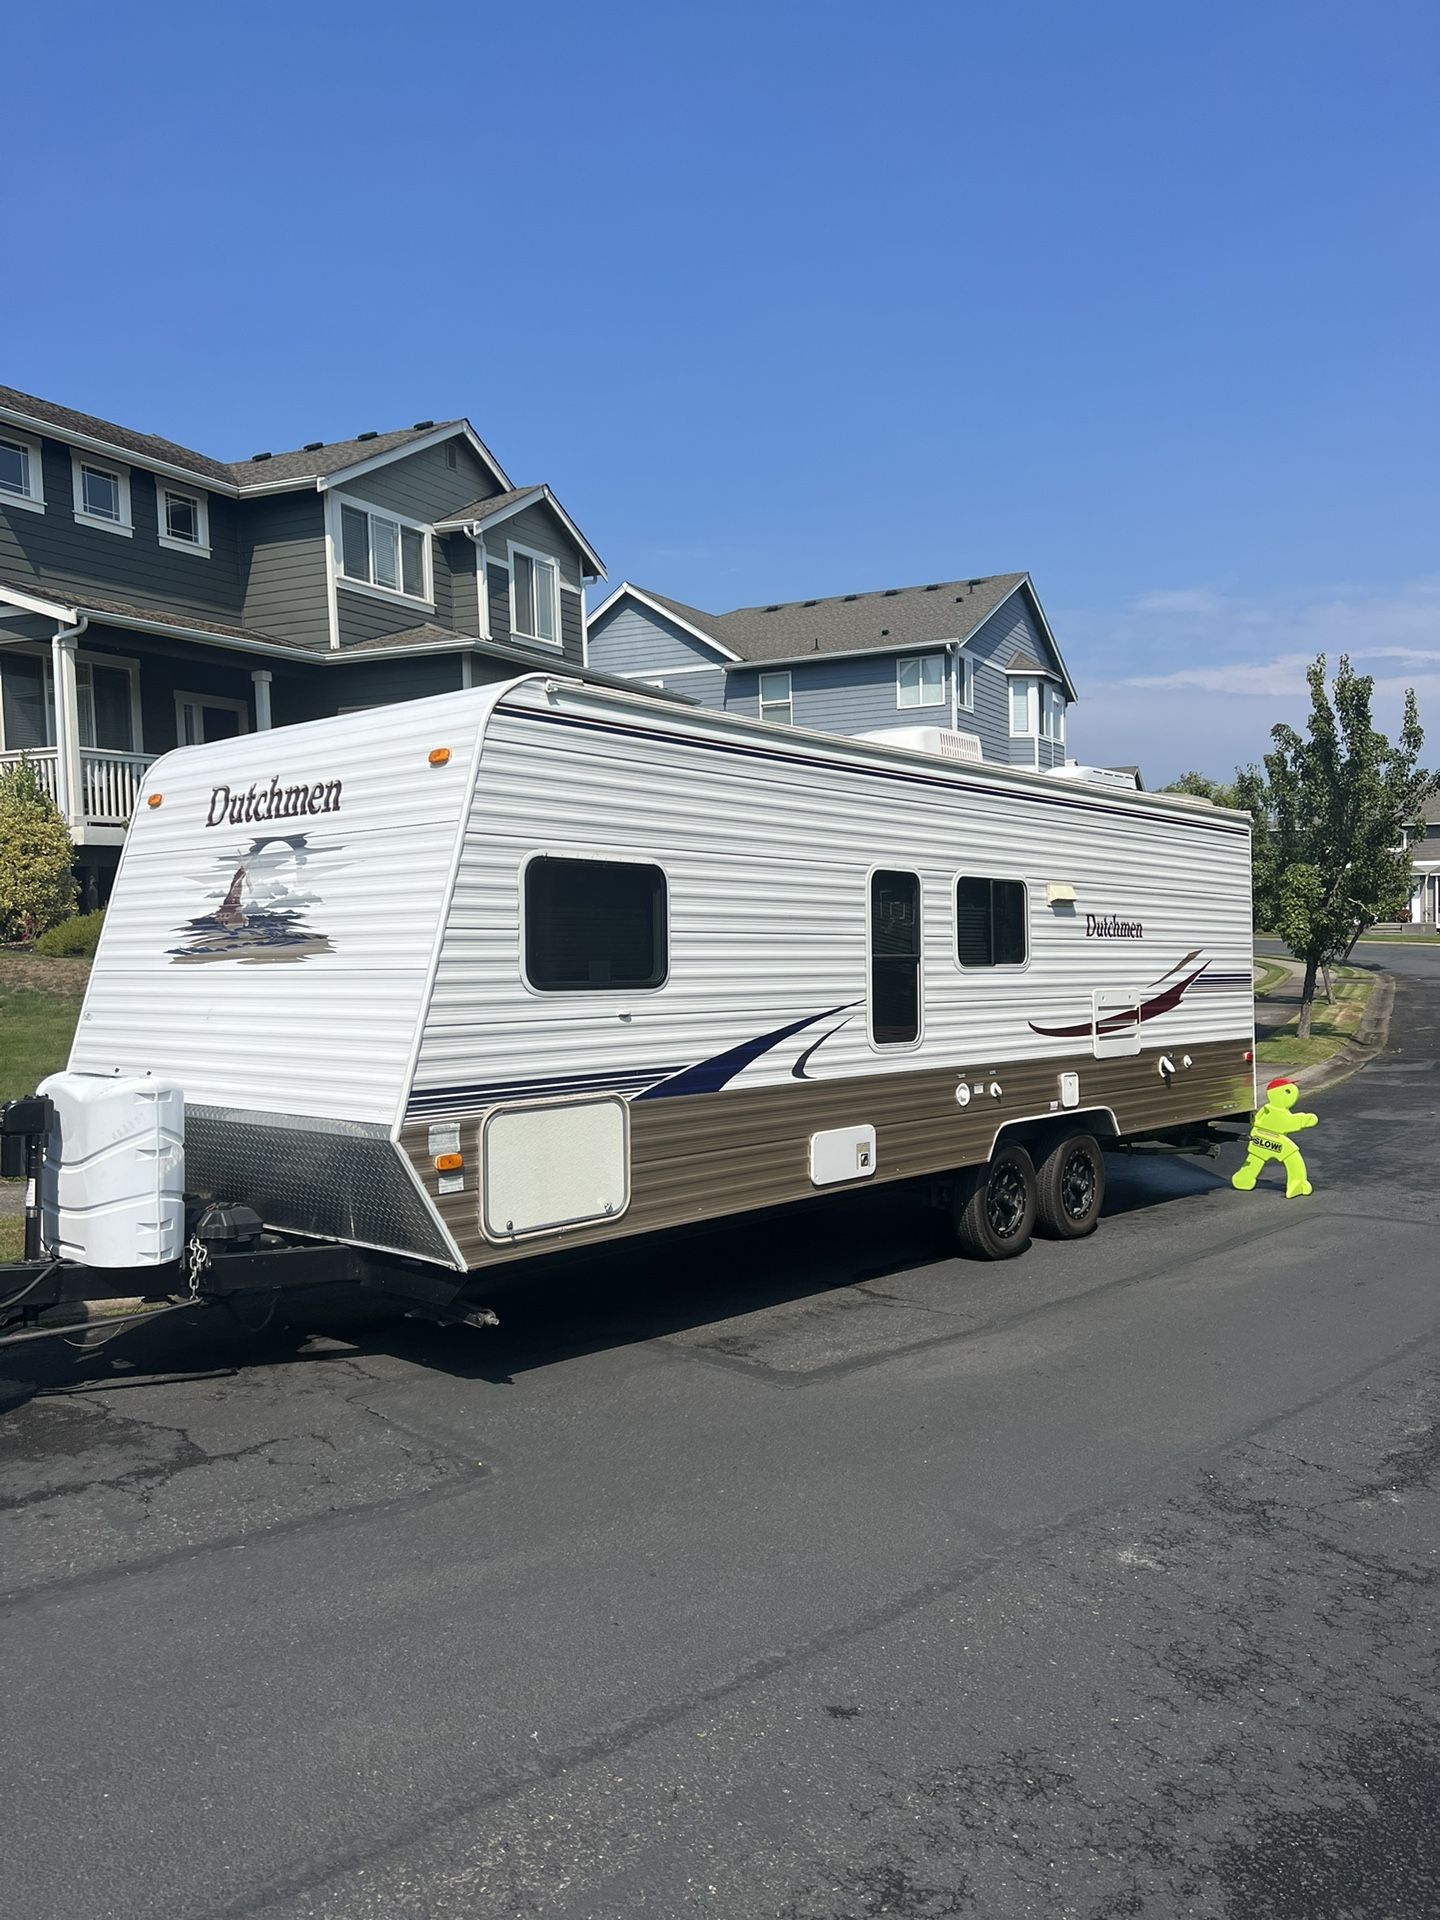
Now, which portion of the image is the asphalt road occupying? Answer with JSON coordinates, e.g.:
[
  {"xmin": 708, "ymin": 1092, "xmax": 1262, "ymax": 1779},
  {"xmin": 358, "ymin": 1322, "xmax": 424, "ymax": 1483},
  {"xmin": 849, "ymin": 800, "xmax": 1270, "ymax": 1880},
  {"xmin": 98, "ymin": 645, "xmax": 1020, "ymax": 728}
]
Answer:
[{"xmin": 3, "ymin": 952, "xmax": 1438, "ymax": 1919}]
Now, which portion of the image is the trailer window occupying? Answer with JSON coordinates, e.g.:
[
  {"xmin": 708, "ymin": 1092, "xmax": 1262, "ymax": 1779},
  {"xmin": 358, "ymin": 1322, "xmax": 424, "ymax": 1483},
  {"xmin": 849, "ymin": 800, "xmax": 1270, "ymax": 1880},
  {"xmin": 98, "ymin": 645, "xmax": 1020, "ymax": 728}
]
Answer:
[
  {"xmin": 955, "ymin": 876, "xmax": 1027, "ymax": 968},
  {"xmin": 525, "ymin": 858, "xmax": 668, "ymax": 992},
  {"xmin": 870, "ymin": 870, "xmax": 921, "ymax": 1045}
]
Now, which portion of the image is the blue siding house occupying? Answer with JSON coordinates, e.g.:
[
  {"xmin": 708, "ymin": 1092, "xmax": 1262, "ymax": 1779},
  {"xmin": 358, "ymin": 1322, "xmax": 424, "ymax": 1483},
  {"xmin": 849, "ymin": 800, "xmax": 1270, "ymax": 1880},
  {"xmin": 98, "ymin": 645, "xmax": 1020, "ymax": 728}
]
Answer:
[
  {"xmin": 586, "ymin": 573, "xmax": 1078, "ymax": 770},
  {"xmin": 0, "ymin": 383, "xmax": 609, "ymax": 903}
]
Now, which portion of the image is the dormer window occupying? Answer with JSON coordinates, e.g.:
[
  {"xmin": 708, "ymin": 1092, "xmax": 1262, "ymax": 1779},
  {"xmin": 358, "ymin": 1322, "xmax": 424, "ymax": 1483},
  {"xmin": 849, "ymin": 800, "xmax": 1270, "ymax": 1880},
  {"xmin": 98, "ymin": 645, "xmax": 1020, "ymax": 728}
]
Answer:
[
  {"xmin": 0, "ymin": 434, "xmax": 44, "ymax": 512},
  {"xmin": 510, "ymin": 543, "xmax": 559, "ymax": 645},
  {"xmin": 159, "ymin": 486, "xmax": 211, "ymax": 556},
  {"xmin": 333, "ymin": 494, "xmax": 432, "ymax": 604},
  {"xmin": 71, "ymin": 454, "xmax": 132, "ymax": 535}
]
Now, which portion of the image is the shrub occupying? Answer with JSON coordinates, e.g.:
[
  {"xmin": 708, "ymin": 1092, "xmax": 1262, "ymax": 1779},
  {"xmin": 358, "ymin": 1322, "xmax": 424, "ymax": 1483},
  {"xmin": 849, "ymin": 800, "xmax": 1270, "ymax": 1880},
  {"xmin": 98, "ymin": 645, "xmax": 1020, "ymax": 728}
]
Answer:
[
  {"xmin": 34, "ymin": 909, "xmax": 106, "ymax": 959},
  {"xmin": 0, "ymin": 757, "xmax": 77, "ymax": 941}
]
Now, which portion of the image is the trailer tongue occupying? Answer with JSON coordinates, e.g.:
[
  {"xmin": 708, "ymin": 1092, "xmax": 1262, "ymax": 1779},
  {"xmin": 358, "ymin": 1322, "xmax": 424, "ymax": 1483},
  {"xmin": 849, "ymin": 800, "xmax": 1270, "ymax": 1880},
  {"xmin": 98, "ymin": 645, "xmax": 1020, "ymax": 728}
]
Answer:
[{"xmin": 0, "ymin": 1092, "xmax": 497, "ymax": 1349}]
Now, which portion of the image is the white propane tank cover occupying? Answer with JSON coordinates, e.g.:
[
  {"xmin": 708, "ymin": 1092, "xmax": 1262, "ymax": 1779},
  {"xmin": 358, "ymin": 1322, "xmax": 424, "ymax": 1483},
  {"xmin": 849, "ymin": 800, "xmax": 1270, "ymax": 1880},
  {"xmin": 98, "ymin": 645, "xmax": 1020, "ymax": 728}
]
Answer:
[{"xmin": 37, "ymin": 1072, "xmax": 185, "ymax": 1268}]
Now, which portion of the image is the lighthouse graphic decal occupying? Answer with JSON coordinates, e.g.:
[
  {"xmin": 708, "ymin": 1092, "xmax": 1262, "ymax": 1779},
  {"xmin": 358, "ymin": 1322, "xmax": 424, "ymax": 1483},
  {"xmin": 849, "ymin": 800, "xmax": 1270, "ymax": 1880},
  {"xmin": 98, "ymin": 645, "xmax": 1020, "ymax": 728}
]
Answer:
[{"xmin": 170, "ymin": 834, "xmax": 338, "ymax": 964}]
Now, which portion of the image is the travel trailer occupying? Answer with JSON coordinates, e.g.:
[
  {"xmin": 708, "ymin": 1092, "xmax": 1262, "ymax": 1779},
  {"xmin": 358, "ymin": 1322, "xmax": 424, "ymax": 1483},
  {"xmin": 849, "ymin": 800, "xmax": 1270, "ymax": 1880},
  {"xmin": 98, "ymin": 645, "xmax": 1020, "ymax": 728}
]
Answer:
[{"xmin": 2, "ymin": 674, "xmax": 1255, "ymax": 1335}]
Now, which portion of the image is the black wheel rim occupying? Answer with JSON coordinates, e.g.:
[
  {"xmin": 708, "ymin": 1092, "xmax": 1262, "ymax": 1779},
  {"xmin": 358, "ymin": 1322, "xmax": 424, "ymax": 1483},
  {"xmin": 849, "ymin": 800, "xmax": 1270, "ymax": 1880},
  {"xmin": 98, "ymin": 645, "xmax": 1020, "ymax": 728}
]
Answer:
[
  {"xmin": 986, "ymin": 1162, "xmax": 1028, "ymax": 1238},
  {"xmin": 1060, "ymin": 1148, "xmax": 1096, "ymax": 1223}
]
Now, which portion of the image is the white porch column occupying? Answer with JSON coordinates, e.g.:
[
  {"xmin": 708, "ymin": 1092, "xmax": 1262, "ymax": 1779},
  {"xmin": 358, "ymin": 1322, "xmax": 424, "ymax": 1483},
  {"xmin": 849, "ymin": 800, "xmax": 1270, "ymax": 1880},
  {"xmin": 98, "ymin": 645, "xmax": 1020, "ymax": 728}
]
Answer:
[
  {"xmin": 251, "ymin": 668, "xmax": 273, "ymax": 730},
  {"xmin": 51, "ymin": 628, "xmax": 84, "ymax": 831}
]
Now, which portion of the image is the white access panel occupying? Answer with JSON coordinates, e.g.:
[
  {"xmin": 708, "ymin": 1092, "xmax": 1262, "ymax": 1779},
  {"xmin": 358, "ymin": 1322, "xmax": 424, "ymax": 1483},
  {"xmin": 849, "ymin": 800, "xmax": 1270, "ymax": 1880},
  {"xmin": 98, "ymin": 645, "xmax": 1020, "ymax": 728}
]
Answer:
[
  {"xmin": 482, "ymin": 1098, "xmax": 629, "ymax": 1239},
  {"xmin": 38, "ymin": 1071, "xmax": 185, "ymax": 1267},
  {"xmin": 809, "ymin": 1124, "xmax": 877, "ymax": 1187},
  {"xmin": 1092, "ymin": 990, "xmax": 1142, "ymax": 1058}
]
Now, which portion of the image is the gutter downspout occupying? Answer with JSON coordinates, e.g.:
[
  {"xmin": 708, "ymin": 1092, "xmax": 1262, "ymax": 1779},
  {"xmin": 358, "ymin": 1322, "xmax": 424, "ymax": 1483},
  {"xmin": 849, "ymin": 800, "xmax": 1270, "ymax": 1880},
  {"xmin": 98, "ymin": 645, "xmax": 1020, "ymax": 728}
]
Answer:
[
  {"xmin": 51, "ymin": 614, "xmax": 88, "ymax": 831},
  {"xmin": 465, "ymin": 525, "xmax": 492, "ymax": 641}
]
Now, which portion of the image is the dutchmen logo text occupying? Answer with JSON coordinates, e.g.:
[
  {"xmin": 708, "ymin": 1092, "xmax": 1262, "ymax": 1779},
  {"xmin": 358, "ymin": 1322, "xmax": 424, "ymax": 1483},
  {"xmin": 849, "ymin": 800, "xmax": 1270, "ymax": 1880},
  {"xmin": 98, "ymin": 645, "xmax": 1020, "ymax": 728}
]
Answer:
[
  {"xmin": 1086, "ymin": 914, "xmax": 1143, "ymax": 938},
  {"xmin": 205, "ymin": 778, "xmax": 342, "ymax": 827}
]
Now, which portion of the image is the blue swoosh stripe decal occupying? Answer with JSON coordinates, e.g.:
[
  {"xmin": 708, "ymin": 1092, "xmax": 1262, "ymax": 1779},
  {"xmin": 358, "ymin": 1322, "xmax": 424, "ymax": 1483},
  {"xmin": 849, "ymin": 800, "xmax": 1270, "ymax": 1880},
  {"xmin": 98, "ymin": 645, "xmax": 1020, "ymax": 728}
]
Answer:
[{"xmin": 638, "ymin": 1003, "xmax": 859, "ymax": 1100}]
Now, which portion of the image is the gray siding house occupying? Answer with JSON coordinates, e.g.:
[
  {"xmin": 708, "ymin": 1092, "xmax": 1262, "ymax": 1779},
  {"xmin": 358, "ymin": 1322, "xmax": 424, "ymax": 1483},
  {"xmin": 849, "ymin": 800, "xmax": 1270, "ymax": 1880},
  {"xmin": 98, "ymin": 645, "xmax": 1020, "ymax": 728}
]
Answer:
[
  {"xmin": 0, "ymin": 385, "xmax": 606, "ymax": 900},
  {"xmin": 586, "ymin": 573, "xmax": 1077, "ymax": 769}
]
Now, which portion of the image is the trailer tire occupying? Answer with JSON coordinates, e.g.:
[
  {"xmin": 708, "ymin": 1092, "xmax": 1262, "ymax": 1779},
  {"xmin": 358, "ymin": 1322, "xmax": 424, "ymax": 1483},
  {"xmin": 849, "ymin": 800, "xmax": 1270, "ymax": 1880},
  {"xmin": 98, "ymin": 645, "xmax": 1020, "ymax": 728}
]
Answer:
[
  {"xmin": 1034, "ymin": 1131, "xmax": 1105, "ymax": 1239},
  {"xmin": 953, "ymin": 1144, "xmax": 1037, "ymax": 1261}
]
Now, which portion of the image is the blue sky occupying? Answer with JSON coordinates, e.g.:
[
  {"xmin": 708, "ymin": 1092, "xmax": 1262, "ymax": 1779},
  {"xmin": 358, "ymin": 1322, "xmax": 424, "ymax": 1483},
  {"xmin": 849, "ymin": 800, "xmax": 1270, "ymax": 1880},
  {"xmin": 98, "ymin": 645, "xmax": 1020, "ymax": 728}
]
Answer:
[{"xmin": 7, "ymin": 1, "xmax": 1438, "ymax": 781}]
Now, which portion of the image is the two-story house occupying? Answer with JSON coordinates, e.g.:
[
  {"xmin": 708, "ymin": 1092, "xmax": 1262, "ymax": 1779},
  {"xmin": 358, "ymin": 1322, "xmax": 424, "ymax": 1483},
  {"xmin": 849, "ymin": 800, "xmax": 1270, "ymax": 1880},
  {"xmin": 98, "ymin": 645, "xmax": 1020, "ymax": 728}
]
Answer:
[
  {"xmin": 585, "ymin": 572, "xmax": 1076, "ymax": 769},
  {"xmin": 0, "ymin": 385, "xmax": 605, "ymax": 904},
  {"xmin": 1406, "ymin": 796, "xmax": 1440, "ymax": 925}
]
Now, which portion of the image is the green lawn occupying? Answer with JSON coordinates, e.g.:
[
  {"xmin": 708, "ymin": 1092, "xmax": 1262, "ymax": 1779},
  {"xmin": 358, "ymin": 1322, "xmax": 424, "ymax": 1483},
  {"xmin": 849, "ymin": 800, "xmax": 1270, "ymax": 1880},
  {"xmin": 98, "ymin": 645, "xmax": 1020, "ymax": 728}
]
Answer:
[
  {"xmin": 1255, "ymin": 967, "xmax": 1374, "ymax": 1067},
  {"xmin": 1, "ymin": 953, "xmax": 87, "ymax": 1262},
  {"xmin": 0, "ymin": 952, "xmax": 88, "ymax": 1101}
]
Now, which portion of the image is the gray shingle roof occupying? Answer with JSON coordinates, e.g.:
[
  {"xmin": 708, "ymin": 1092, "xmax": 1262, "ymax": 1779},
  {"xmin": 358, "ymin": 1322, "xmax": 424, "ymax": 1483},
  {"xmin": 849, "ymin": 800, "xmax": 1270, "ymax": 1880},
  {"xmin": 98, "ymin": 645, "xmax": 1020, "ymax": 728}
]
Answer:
[
  {"xmin": 227, "ymin": 424, "xmax": 464, "ymax": 487},
  {"xmin": 0, "ymin": 571, "xmax": 321, "ymax": 651},
  {"xmin": 0, "ymin": 385, "xmax": 235, "ymax": 484},
  {"xmin": 642, "ymin": 573, "xmax": 1029, "ymax": 666},
  {"xmin": 0, "ymin": 383, "xmax": 470, "ymax": 492},
  {"xmin": 439, "ymin": 486, "xmax": 540, "ymax": 525}
]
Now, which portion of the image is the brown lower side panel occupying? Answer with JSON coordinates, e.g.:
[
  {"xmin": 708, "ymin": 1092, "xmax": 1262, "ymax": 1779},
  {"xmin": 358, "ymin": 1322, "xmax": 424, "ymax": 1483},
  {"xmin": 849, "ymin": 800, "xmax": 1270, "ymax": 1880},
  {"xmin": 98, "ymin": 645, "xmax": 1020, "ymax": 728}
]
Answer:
[{"xmin": 399, "ymin": 1041, "xmax": 1255, "ymax": 1272}]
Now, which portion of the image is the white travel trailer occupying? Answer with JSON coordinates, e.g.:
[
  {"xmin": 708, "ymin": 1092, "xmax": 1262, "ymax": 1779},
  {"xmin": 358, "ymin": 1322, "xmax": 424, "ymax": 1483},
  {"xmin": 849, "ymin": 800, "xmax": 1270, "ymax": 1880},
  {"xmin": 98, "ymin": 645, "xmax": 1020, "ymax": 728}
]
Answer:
[{"xmin": 5, "ymin": 674, "xmax": 1255, "ymax": 1327}]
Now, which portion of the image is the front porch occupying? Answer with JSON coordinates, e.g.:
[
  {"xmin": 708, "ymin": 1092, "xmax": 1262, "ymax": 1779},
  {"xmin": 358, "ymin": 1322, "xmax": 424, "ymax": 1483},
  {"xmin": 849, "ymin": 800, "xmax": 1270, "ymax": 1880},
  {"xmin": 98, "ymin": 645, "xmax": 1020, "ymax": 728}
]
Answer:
[
  {"xmin": 1, "ymin": 620, "xmax": 274, "ymax": 854},
  {"xmin": 0, "ymin": 745, "xmax": 156, "ymax": 844}
]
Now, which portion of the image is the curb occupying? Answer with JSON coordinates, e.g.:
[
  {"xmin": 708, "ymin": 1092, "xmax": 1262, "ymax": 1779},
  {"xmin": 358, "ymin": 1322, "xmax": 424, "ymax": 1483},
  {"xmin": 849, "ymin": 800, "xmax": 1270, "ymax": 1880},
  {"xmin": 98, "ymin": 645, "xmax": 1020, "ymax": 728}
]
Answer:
[{"xmin": 1286, "ymin": 969, "xmax": 1395, "ymax": 1096}]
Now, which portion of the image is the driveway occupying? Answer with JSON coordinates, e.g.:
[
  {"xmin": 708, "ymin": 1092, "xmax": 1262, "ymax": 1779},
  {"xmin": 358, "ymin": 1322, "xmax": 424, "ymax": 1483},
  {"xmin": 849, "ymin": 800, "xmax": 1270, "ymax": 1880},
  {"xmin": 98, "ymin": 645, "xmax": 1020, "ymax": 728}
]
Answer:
[{"xmin": 3, "ymin": 967, "xmax": 1439, "ymax": 1919}]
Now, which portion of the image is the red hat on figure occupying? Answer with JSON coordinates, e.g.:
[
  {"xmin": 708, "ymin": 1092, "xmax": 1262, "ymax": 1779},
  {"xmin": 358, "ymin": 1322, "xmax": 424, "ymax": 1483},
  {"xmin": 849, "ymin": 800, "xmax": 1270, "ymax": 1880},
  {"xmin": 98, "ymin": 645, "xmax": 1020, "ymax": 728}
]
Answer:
[{"xmin": 1266, "ymin": 1077, "xmax": 1296, "ymax": 1090}]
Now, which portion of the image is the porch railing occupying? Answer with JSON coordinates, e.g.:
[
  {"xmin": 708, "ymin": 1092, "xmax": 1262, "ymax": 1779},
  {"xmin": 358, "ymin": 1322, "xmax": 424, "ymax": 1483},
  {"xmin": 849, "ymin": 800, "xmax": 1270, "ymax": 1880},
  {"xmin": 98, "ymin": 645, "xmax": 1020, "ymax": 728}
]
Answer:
[{"xmin": 0, "ymin": 747, "xmax": 156, "ymax": 827}]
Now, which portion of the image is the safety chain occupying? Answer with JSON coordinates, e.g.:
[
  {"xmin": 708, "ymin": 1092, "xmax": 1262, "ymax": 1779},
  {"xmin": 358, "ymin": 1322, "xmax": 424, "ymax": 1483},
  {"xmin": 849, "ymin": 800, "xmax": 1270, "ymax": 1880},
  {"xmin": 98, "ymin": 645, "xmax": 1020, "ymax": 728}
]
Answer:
[{"xmin": 184, "ymin": 1234, "xmax": 211, "ymax": 1299}]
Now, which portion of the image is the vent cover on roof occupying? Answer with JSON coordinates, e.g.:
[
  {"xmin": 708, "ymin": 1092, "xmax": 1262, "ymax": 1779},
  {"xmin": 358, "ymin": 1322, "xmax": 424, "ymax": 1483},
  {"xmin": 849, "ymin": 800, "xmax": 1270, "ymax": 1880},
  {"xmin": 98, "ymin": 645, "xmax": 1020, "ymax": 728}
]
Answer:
[
  {"xmin": 412, "ymin": 419, "xmax": 434, "ymax": 430},
  {"xmin": 803, "ymin": 599, "xmax": 817, "ymax": 607},
  {"xmin": 843, "ymin": 594, "xmax": 858, "ymax": 602},
  {"xmin": 250, "ymin": 451, "xmax": 271, "ymax": 461},
  {"xmin": 883, "ymin": 589, "xmax": 900, "ymax": 597},
  {"xmin": 303, "ymin": 441, "xmax": 324, "ymax": 451},
  {"xmin": 764, "ymin": 604, "xmax": 780, "ymax": 612},
  {"xmin": 357, "ymin": 431, "xmax": 378, "ymax": 442},
  {"xmin": 856, "ymin": 725, "xmax": 985, "ymax": 764}
]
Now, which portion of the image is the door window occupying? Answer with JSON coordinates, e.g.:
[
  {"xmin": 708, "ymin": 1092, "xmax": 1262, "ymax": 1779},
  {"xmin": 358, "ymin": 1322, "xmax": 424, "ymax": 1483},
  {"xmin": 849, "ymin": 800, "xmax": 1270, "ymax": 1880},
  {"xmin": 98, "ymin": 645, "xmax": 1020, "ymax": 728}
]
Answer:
[{"xmin": 870, "ymin": 870, "xmax": 922, "ymax": 1045}]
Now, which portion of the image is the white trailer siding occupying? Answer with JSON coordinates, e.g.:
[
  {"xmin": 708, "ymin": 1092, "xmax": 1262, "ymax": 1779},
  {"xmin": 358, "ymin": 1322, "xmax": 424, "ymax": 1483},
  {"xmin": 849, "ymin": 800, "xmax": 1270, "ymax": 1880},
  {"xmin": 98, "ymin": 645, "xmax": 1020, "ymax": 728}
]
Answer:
[
  {"xmin": 71, "ymin": 698, "xmax": 488, "ymax": 1126},
  {"xmin": 412, "ymin": 680, "xmax": 1252, "ymax": 1110}
]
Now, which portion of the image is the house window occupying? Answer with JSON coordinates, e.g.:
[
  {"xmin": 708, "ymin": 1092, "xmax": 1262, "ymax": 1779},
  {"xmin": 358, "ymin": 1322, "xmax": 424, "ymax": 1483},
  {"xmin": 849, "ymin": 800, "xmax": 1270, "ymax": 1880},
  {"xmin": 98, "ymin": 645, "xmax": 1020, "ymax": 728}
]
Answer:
[
  {"xmin": 758, "ymin": 670, "xmax": 793, "ymax": 725},
  {"xmin": 337, "ymin": 499, "xmax": 430, "ymax": 600},
  {"xmin": 72, "ymin": 456, "xmax": 132, "ymax": 534},
  {"xmin": 870, "ymin": 869, "xmax": 922, "ymax": 1045},
  {"xmin": 160, "ymin": 487, "xmax": 210, "ymax": 555},
  {"xmin": 956, "ymin": 653, "xmax": 974, "ymax": 711},
  {"xmin": 1009, "ymin": 675, "xmax": 1065, "ymax": 740},
  {"xmin": 0, "ymin": 434, "xmax": 44, "ymax": 511},
  {"xmin": 0, "ymin": 651, "xmax": 139, "ymax": 755},
  {"xmin": 897, "ymin": 655, "xmax": 945, "ymax": 709},
  {"xmin": 955, "ymin": 876, "xmax": 1028, "ymax": 968},
  {"xmin": 511, "ymin": 545, "xmax": 559, "ymax": 644},
  {"xmin": 76, "ymin": 662, "xmax": 136, "ymax": 752},
  {"xmin": 175, "ymin": 692, "xmax": 250, "ymax": 746},
  {"xmin": 525, "ymin": 856, "xmax": 668, "ymax": 992}
]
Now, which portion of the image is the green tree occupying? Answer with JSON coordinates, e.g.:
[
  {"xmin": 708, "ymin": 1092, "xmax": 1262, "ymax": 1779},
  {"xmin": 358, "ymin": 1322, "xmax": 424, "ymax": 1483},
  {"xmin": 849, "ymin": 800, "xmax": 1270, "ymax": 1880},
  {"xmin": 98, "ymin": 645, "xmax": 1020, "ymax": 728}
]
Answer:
[
  {"xmin": 1235, "ymin": 654, "xmax": 1439, "ymax": 1038},
  {"xmin": 0, "ymin": 757, "xmax": 77, "ymax": 942},
  {"xmin": 1163, "ymin": 770, "xmax": 1240, "ymax": 809}
]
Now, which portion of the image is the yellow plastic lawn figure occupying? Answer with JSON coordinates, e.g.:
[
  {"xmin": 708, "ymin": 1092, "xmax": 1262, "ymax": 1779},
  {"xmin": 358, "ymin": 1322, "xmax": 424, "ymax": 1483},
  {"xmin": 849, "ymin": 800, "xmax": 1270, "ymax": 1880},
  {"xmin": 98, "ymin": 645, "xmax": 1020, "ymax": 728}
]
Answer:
[{"xmin": 1232, "ymin": 1077, "xmax": 1317, "ymax": 1199}]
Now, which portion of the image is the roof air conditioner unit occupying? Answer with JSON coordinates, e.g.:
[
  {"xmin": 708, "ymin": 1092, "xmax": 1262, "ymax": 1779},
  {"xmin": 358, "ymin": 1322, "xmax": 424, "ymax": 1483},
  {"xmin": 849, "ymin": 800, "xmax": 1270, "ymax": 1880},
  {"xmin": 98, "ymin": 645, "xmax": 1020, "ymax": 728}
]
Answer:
[{"xmin": 857, "ymin": 725, "xmax": 984, "ymax": 763}]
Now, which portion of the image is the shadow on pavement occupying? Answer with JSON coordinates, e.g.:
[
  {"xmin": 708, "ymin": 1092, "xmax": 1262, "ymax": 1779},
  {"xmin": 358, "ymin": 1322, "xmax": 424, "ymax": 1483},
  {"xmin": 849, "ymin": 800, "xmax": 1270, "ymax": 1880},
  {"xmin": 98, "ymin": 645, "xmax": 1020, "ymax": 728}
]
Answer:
[{"xmin": 0, "ymin": 1152, "xmax": 1232, "ymax": 1407}]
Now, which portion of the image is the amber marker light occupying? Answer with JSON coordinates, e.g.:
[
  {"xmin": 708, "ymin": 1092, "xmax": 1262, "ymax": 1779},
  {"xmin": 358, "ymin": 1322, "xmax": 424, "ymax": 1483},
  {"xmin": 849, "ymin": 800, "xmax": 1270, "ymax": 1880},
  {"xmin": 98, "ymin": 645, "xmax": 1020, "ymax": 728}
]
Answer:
[
  {"xmin": 428, "ymin": 747, "xmax": 451, "ymax": 766},
  {"xmin": 146, "ymin": 794, "xmax": 163, "ymax": 808},
  {"xmin": 433, "ymin": 1152, "xmax": 463, "ymax": 1172}
]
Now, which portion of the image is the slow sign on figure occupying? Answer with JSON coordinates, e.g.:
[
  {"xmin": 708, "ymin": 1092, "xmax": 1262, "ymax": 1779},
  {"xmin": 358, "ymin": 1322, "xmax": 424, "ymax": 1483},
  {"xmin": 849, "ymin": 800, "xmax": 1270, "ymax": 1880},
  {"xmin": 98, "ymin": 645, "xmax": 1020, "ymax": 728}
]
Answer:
[{"xmin": 1231, "ymin": 1077, "xmax": 1318, "ymax": 1199}]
